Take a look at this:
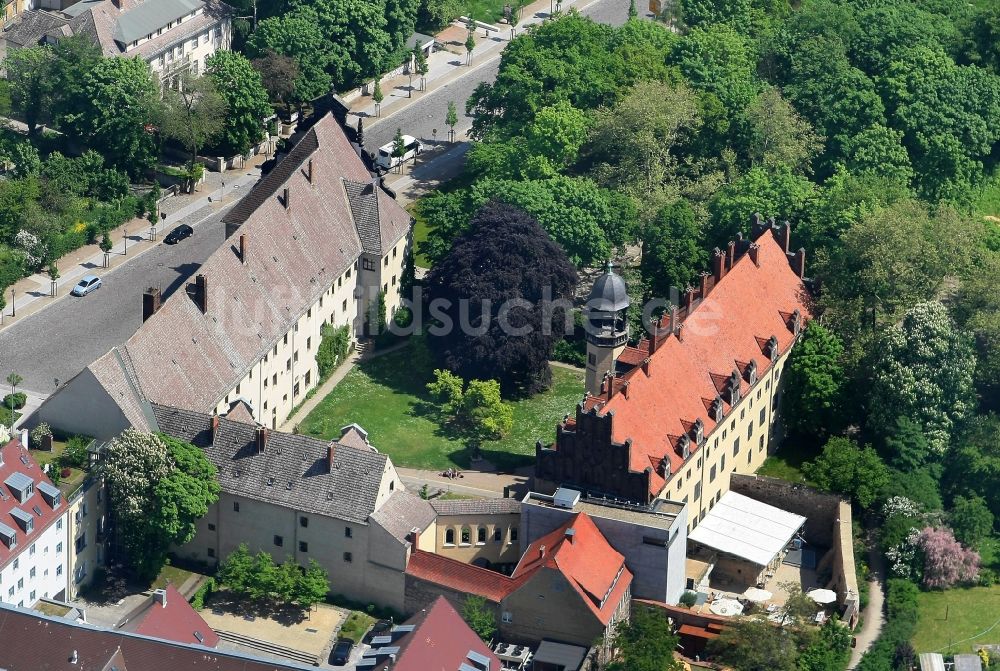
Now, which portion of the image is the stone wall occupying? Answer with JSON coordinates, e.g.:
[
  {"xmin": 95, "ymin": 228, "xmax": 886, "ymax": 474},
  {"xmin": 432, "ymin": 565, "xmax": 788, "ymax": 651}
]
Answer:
[
  {"xmin": 729, "ymin": 474, "xmax": 841, "ymax": 545},
  {"xmin": 729, "ymin": 474, "xmax": 860, "ymax": 628}
]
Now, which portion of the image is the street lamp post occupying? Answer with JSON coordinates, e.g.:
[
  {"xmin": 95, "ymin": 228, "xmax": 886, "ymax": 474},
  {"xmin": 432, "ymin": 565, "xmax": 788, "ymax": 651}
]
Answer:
[
  {"xmin": 123, "ymin": 229, "xmax": 128, "ymax": 256},
  {"xmin": 10, "ymin": 289, "xmax": 14, "ymax": 318}
]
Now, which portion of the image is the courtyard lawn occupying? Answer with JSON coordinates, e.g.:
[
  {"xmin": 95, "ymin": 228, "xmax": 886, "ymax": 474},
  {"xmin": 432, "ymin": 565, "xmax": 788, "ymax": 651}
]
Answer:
[
  {"xmin": 912, "ymin": 586, "xmax": 1000, "ymax": 654},
  {"xmin": 338, "ymin": 611, "xmax": 375, "ymax": 643},
  {"xmin": 757, "ymin": 438, "xmax": 823, "ymax": 486},
  {"xmin": 298, "ymin": 337, "xmax": 584, "ymax": 471},
  {"xmin": 152, "ymin": 564, "xmax": 196, "ymax": 591}
]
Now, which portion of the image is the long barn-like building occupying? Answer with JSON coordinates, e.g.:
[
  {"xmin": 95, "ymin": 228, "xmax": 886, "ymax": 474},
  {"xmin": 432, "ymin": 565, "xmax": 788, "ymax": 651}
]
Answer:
[{"xmin": 33, "ymin": 113, "xmax": 412, "ymax": 440}]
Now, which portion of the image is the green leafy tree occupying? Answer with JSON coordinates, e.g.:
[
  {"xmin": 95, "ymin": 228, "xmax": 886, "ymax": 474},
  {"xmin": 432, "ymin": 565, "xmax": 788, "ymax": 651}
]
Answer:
[
  {"xmin": 804, "ymin": 437, "xmax": 891, "ymax": 509},
  {"xmin": 840, "ymin": 125, "xmax": 914, "ymax": 187},
  {"xmin": 679, "ymin": 0, "xmax": 752, "ymax": 31},
  {"xmin": 427, "ymin": 368, "xmax": 465, "ymax": 415},
  {"xmin": 218, "ymin": 544, "xmax": 255, "ymax": 593},
  {"xmin": 640, "ymin": 200, "xmax": 706, "ymax": 301},
  {"xmin": 251, "ymin": 50, "xmax": 299, "ymax": 111},
  {"xmin": 3, "ymin": 46, "xmax": 54, "ymax": 134},
  {"xmin": 465, "ymin": 29, "xmax": 475, "ymax": 65},
  {"xmin": 954, "ymin": 249, "xmax": 1000, "ymax": 401},
  {"xmin": 206, "ymin": 51, "xmax": 272, "ymax": 157},
  {"xmin": 628, "ymin": 0, "xmax": 637, "ymax": 19},
  {"xmin": 159, "ymin": 72, "xmax": 227, "ymax": 168},
  {"xmin": 385, "ymin": 0, "xmax": 420, "ymax": 56},
  {"xmin": 392, "ymin": 127, "xmax": 406, "ymax": 163},
  {"xmin": 461, "ymin": 595, "xmax": 496, "ymax": 642},
  {"xmin": 706, "ymin": 166, "xmax": 816, "ymax": 248},
  {"xmin": 949, "ymin": 494, "xmax": 994, "ymax": 548},
  {"xmin": 295, "ymin": 559, "xmax": 330, "ymax": 608},
  {"xmin": 414, "ymin": 47, "xmax": 429, "ymax": 91},
  {"xmin": 869, "ymin": 301, "xmax": 976, "ymax": 456},
  {"xmin": 782, "ymin": 323, "xmax": 845, "ymax": 438},
  {"xmin": 446, "ymin": 100, "xmax": 458, "ymax": 140},
  {"xmin": 744, "ymin": 86, "xmax": 823, "ymax": 172},
  {"xmin": 304, "ymin": 0, "xmax": 393, "ymax": 87},
  {"xmin": 799, "ymin": 617, "xmax": 853, "ymax": 671},
  {"xmin": 707, "ymin": 617, "xmax": 799, "ymax": 671},
  {"xmin": 6, "ymin": 373, "xmax": 23, "ymax": 399},
  {"xmin": 881, "ymin": 416, "xmax": 931, "ymax": 472},
  {"xmin": 416, "ymin": 0, "xmax": 461, "ymax": 32},
  {"xmin": 373, "ymin": 80, "xmax": 384, "ymax": 116},
  {"xmin": 249, "ymin": 551, "xmax": 279, "ymax": 601},
  {"xmin": 945, "ymin": 416, "xmax": 1000, "ymax": 520},
  {"xmin": 462, "ymin": 379, "xmax": 513, "ymax": 442},
  {"xmin": 60, "ymin": 57, "xmax": 160, "ymax": 176},
  {"xmin": 606, "ymin": 606, "xmax": 684, "ymax": 671},
  {"xmin": 247, "ymin": 14, "xmax": 332, "ymax": 106},
  {"xmin": 585, "ymin": 80, "xmax": 702, "ymax": 199},
  {"xmin": 101, "ymin": 430, "xmax": 219, "ymax": 579},
  {"xmin": 523, "ymin": 100, "xmax": 589, "ymax": 172}
]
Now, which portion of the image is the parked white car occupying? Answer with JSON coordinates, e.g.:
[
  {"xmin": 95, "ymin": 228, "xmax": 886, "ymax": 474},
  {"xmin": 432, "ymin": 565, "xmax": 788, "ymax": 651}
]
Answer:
[{"xmin": 376, "ymin": 135, "xmax": 422, "ymax": 170}]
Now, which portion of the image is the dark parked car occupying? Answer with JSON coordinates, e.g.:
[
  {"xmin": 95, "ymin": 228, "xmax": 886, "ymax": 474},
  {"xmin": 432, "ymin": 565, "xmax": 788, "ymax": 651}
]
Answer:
[
  {"xmin": 363, "ymin": 620, "xmax": 391, "ymax": 644},
  {"xmin": 329, "ymin": 639, "xmax": 354, "ymax": 666},
  {"xmin": 164, "ymin": 224, "xmax": 194, "ymax": 244}
]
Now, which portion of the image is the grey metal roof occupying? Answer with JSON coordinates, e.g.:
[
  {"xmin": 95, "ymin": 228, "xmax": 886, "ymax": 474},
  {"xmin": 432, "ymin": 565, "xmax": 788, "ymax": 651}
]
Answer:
[
  {"xmin": 405, "ymin": 32, "xmax": 434, "ymax": 50},
  {"xmin": 429, "ymin": 497, "xmax": 520, "ymax": 516},
  {"xmin": 151, "ymin": 404, "xmax": 388, "ymax": 524},
  {"xmin": 4, "ymin": 472, "xmax": 33, "ymax": 493},
  {"xmin": 113, "ymin": 0, "xmax": 201, "ymax": 45},
  {"xmin": 533, "ymin": 640, "xmax": 587, "ymax": 670},
  {"xmin": 344, "ymin": 179, "xmax": 382, "ymax": 255},
  {"xmin": 61, "ymin": 0, "xmax": 104, "ymax": 18},
  {"xmin": 586, "ymin": 262, "xmax": 629, "ymax": 313},
  {"xmin": 9, "ymin": 508, "xmax": 32, "ymax": 529},
  {"xmin": 37, "ymin": 481, "xmax": 61, "ymax": 502},
  {"xmin": 0, "ymin": 521, "xmax": 15, "ymax": 541}
]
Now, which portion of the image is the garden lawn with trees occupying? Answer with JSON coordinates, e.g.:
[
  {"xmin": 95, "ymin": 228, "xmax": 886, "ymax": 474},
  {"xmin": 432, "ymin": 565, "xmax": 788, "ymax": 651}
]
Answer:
[{"xmin": 297, "ymin": 335, "xmax": 583, "ymax": 470}]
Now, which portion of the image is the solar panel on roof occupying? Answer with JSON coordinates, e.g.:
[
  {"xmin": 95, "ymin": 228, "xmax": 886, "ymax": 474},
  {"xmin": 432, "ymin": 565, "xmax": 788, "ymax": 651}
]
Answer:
[
  {"xmin": 391, "ymin": 624, "xmax": 415, "ymax": 633},
  {"xmin": 370, "ymin": 635, "xmax": 392, "ymax": 645},
  {"xmin": 467, "ymin": 650, "xmax": 491, "ymax": 666},
  {"xmin": 355, "ymin": 660, "xmax": 376, "ymax": 668}
]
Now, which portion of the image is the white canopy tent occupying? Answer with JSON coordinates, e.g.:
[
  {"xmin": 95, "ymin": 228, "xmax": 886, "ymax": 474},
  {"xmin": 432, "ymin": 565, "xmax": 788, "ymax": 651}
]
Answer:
[{"xmin": 688, "ymin": 491, "xmax": 807, "ymax": 567}]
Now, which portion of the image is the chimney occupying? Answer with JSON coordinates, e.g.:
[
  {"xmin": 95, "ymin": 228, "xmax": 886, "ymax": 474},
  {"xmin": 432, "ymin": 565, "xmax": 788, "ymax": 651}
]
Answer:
[
  {"xmin": 407, "ymin": 527, "xmax": 420, "ymax": 548},
  {"xmin": 282, "ymin": 186, "xmax": 290, "ymax": 209},
  {"xmin": 70, "ymin": 650, "xmax": 78, "ymax": 664},
  {"xmin": 605, "ymin": 373, "xmax": 614, "ymax": 401},
  {"xmin": 239, "ymin": 234, "xmax": 248, "ymax": 265},
  {"xmin": 20, "ymin": 428, "xmax": 28, "ymax": 450},
  {"xmin": 327, "ymin": 442, "xmax": 336, "ymax": 472},
  {"xmin": 153, "ymin": 588, "xmax": 167, "ymax": 607},
  {"xmin": 793, "ymin": 247, "xmax": 806, "ymax": 278},
  {"xmin": 255, "ymin": 426, "xmax": 269, "ymax": 455},
  {"xmin": 641, "ymin": 357, "xmax": 651, "ymax": 377},
  {"xmin": 669, "ymin": 305, "xmax": 679, "ymax": 335},
  {"xmin": 699, "ymin": 271, "xmax": 710, "ymax": 300},
  {"xmin": 211, "ymin": 415, "xmax": 220, "ymax": 444},
  {"xmin": 565, "ymin": 528, "xmax": 575, "ymax": 544},
  {"xmin": 778, "ymin": 221, "xmax": 791, "ymax": 253},
  {"xmin": 676, "ymin": 323, "xmax": 685, "ymax": 342},
  {"xmin": 306, "ymin": 159, "xmax": 314, "ymax": 183},
  {"xmin": 726, "ymin": 240, "xmax": 735, "ymax": 270},
  {"xmin": 684, "ymin": 286, "xmax": 695, "ymax": 312},
  {"xmin": 748, "ymin": 243, "xmax": 760, "ymax": 267},
  {"xmin": 750, "ymin": 212, "xmax": 768, "ymax": 239},
  {"xmin": 143, "ymin": 287, "xmax": 162, "ymax": 322},
  {"xmin": 195, "ymin": 274, "xmax": 208, "ymax": 314},
  {"xmin": 539, "ymin": 544, "xmax": 547, "ymax": 560},
  {"xmin": 712, "ymin": 248, "xmax": 725, "ymax": 283}
]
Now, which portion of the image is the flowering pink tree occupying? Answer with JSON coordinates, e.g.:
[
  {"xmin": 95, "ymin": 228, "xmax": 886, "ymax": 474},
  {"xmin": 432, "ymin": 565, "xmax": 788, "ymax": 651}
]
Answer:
[{"xmin": 917, "ymin": 527, "xmax": 980, "ymax": 590}]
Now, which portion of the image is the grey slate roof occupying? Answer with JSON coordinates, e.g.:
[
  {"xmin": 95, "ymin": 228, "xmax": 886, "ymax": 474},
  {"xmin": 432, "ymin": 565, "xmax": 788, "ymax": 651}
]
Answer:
[
  {"xmin": 370, "ymin": 491, "xmax": 436, "ymax": 545},
  {"xmin": 429, "ymin": 498, "xmax": 521, "ymax": 516},
  {"xmin": 3, "ymin": 10, "xmax": 69, "ymax": 47},
  {"xmin": 114, "ymin": 0, "xmax": 200, "ymax": 44},
  {"xmin": 151, "ymin": 404, "xmax": 388, "ymax": 524},
  {"xmin": 344, "ymin": 179, "xmax": 382, "ymax": 255}
]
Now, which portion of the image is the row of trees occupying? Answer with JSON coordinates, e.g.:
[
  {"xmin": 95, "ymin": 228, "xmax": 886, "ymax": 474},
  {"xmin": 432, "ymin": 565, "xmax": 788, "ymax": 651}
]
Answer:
[
  {"xmin": 4, "ymin": 36, "xmax": 272, "ymax": 177},
  {"xmin": 218, "ymin": 544, "xmax": 330, "ymax": 611}
]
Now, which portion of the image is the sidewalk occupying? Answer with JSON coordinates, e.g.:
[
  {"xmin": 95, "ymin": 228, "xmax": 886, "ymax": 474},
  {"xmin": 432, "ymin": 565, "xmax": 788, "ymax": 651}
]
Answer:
[
  {"xmin": 0, "ymin": 157, "xmax": 265, "ymax": 333},
  {"xmin": 848, "ymin": 542, "xmax": 887, "ymax": 669},
  {"xmin": 349, "ymin": 0, "xmax": 585, "ymax": 125}
]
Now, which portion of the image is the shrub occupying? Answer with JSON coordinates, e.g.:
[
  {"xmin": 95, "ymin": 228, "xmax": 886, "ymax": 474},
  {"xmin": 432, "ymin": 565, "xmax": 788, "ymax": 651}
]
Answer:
[
  {"xmin": 316, "ymin": 324, "xmax": 351, "ymax": 379},
  {"xmin": 679, "ymin": 590, "xmax": 698, "ymax": 608},
  {"xmin": 3, "ymin": 392, "xmax": 26, "ymax": 410},
  {"xmin": 61, "ymin": 436, "xmax": 91, "ymax": 469},
  {"xmin": 189, "ymin": 577, "xmax": 216, "ymax": 610},
  {"xmin": 30, "ymin": 422, "xmax": 52, "ymax": 445},
  {"xmin": 552, "ymin": 338, "xmax": 586, "ymax": 367}
]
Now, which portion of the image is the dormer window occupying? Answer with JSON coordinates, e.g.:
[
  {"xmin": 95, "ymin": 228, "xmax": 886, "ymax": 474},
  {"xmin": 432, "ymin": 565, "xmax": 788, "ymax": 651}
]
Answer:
[
  {"xmin": 0, "ymin": 523, "xmax": 16, "ymax": 549},
  {"xmin": 38, "ymin": 482, "xmax": 61, "ymax": 510},
  {"xmin": 659, "ymin": 456, "xmax": 671, "ymax": 476},
  {"xmin": 789, "ymin": 309, "xmax": 802, "ymax": 335},
  {"xmin": 745, "ymin": 359, "xmax": 758, "ymax": 385},
  {"xmin": 690, "ymin": 419, "xmax": 705, "ymax": 445},
  {"xmin": 10, "ymin": 508, "xmax": 33, "ymax": 534},
  {"xmin": 766, "ymin": 335, "xmax": 779, "ymax": 362},
  {"xmin": 710, "ymin": 396, "xmax": 724, "ymax": 422},
  {"xmin": 5, "ymin": 472, "xmax": 34, "ymax": 504},
  {"xmin": 728, "ymin": 369, "xmax": 742, "ymax": 406},
  {"xmin": 676, "ymin": 434, "xmax": 691, "ymax": 460}
]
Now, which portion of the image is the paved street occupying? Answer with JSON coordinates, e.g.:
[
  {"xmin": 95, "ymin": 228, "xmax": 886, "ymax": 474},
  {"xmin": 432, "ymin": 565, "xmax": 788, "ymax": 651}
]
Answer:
[{"xmin": 0, "ymin": 204, "xmax": 231, "ymax": 396}]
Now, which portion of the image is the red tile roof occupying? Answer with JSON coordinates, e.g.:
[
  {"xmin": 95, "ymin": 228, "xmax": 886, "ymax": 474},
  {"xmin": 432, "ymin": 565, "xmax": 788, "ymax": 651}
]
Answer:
[
  {"xmin": 0, "ymin": 438, "xmax": 64, "ymax": 569},
  {"xmin": 581, "ymin": 230, "xmax": 811, "ymax": 497},
  {"xmin": 512, "ymin": 512, "xmax": 632, "ymax": 626},
  {"xmin": 406, "ymin": 549, "xmax": 528, "ymax": 603},
  {"xmin": 372, "ymin": 596, "xmax": 501, "ymax": 671},
  {"xmin": 118, "ymin": 584, "xmax": 220, "ymax": 648}
]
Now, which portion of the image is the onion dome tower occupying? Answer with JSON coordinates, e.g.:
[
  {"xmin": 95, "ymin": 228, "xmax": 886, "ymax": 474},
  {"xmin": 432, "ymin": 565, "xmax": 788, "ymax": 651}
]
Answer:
[{"xmin": 584, "ymin": 261, "xmax": 630, "ymax": 395}]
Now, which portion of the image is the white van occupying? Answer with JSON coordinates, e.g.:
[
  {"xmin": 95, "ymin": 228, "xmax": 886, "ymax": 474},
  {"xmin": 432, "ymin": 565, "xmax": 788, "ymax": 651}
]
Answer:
[{"xmin": 376, "ymin": 135, "xmax": 422, "ymax": 170}]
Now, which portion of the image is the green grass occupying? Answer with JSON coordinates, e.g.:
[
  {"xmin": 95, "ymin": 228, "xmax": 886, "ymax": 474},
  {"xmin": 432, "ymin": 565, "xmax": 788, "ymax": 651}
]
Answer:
[
  {"xmin": 152, "ymin": 564, "xmax": 196, "ymax": 591},
  {"xmin": 0, "ymin": 407, "xmax": 21, "ymax": 427},
  {"xmin": 757, "ymin": 438, "xmax": 823, "ymax": 486},
  {"xmin": 466, "ymin": 0, "xmax": 527, "ymax": 24},
  {"xmin": 338, "ymin": 611, "xmax": 376, "ymax": 643},
  {"xmin": 911, "ymin": 586, "xmax": 1000, "ymax": 654},
  {"xmin": 975, "ymin": 171, "xmax": 1000, "ymax": 217},
  {"xmin": 299, "ymin": 337, "xmax": 584, "ymax": 471}
]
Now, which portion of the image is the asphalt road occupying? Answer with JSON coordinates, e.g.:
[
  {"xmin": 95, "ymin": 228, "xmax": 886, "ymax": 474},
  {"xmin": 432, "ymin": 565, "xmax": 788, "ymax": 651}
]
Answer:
[
  {"xmin": 364, "ymin": 0, "xmax": 640, "ymax": 151},
  {"xmin": 1, "ymin": 205, "xmax": 230, "ymax": 396}
]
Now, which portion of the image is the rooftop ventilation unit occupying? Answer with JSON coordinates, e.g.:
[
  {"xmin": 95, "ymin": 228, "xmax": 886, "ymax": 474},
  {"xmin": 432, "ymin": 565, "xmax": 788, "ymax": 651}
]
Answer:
[{"xmin": 552, "ymin": 487, "xmax": 581, "ymax": 509}]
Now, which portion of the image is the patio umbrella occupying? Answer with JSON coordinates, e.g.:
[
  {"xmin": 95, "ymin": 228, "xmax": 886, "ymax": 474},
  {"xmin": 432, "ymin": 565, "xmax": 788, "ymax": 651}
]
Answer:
[
  {"xmin": 807, "ymin": 588, "xmax": 837, "ymax": 604},
  {"xmin": 709, "ymin": 598, "xmax": 744, "ymax": 617},
  {"xmin": 742, "ymin": 587, "xmax": 773, "ymax": 603}
]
